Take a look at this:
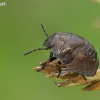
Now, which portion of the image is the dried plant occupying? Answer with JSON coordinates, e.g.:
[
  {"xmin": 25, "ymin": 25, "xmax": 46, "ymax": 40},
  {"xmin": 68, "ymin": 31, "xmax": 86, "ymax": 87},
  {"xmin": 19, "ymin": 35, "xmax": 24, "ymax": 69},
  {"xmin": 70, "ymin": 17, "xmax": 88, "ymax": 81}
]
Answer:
[
  {"xmin": 92, "ymin": 0, "xmax": 100, "ymax": 4},
  {"xmin": 33, "ymin": 60, "xmax": 100, "ymax": 91}
]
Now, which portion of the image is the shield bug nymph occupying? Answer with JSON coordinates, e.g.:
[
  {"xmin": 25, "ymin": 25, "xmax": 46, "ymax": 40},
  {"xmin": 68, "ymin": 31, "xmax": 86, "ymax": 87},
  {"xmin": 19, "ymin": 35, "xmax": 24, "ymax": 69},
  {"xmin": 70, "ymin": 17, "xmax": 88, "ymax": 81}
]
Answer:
[{"xmin": 24, "ymin": 23, "xmax": 99, "ymax": 80}]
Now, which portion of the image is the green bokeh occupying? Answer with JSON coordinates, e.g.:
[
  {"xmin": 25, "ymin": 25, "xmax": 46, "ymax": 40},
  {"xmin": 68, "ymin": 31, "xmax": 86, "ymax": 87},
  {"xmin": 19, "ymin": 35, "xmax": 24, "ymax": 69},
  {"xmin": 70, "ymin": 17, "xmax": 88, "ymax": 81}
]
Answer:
[{"xmin": 1, "ymin": 0, "xmax": 100, "ymax": 100}]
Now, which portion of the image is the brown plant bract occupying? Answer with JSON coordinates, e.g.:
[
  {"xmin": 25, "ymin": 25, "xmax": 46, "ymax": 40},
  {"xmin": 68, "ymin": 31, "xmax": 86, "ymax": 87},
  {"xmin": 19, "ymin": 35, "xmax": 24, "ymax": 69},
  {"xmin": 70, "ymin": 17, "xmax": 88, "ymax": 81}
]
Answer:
[{"xmin": 33, "ymin": 60, "xmax": 100, "ymax": 91}]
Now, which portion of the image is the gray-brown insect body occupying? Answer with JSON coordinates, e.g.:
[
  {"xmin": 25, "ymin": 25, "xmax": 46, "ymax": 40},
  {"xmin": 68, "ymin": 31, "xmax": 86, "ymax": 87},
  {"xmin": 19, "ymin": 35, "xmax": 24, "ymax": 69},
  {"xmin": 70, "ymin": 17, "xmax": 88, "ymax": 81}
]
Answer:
[
  {"xmin": 43, "ymin": 32, "xmax": 99, "ymax": 77},
  {"xmin": 24, "ymin": 23, "xmax": 99, "ymax": 78}
]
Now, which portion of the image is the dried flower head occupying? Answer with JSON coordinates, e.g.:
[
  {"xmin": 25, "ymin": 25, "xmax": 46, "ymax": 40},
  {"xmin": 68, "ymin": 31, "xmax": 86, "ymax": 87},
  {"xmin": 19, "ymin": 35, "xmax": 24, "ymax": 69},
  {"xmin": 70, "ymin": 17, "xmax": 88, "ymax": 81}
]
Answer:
[{"xmin": 33, "ymin": 60, "xmax": 100, "ymax": 91}]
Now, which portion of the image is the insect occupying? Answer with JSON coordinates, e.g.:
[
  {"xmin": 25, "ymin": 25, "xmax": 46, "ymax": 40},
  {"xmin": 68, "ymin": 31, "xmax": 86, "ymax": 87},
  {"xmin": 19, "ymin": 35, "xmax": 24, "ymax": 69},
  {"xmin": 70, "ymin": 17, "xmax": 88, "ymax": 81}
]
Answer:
[{"xmin": 24, "ymin": 23, "xmax": 99, "ymax": 80}]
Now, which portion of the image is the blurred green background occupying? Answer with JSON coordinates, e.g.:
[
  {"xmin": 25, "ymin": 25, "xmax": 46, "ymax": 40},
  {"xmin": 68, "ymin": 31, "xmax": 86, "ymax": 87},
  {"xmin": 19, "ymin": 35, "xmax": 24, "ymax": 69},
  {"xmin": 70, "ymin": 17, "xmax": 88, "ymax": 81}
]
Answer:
[{"xmin": 1, "ymin": 0, "xmax": 100, "ymax": 100}]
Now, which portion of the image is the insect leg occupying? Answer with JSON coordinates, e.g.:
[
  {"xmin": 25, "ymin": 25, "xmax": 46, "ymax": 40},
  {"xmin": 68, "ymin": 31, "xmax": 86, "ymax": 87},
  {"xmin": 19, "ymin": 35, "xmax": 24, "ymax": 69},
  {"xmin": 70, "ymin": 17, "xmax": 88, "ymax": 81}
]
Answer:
[
  {"xmin": 37, "ymin": 57, "xmax": 57, "ymax": 72},
  {"xmin": 82, "ymin": 75, "xmax": 87, "ymax": 81},
  {"xmin": 49, "ymin": 57, "xmax": 57, "ymax": 62},
  {"xmin": 56, "ymin": 61, "xmax": 62, "ymax": 78},
  {"xmin": 38, "ymin": 52, "xmax": 61, "ymax": 76},
  {"xmin": 50, "ymin": 51, "xmax": 53, "ymax": 58},
  {"xmin": 49, "ymin": 51, "xmax": 57, "ymax": 62},
  {"xmin": 49, "ymin": 52, "xmax": 62, "ymax": 77},
  {"xmin": 37, "ymin": 52, "xmax": 56, "ymax": 72},
  {"xmin": 37, "ymin": 61, "xmax": 47, "ymax": 72}
]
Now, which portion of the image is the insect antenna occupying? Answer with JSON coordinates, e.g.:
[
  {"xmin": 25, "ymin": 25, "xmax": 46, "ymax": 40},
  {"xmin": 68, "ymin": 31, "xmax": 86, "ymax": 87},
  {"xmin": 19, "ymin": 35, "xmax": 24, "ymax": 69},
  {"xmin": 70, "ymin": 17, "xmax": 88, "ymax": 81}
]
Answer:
[
  {"xmin": 40, "ymin": 23, "xmax": 49, "ymax": 37},
  {"xmin": 24, "ymin": 48, "xmax": 49, "ymax": 56}
]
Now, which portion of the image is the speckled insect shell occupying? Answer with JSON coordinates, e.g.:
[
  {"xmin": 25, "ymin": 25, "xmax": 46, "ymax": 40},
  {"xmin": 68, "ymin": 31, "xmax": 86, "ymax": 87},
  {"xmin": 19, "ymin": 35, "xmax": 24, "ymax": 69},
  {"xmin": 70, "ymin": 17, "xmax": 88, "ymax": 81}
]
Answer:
[{"xmin": 43, "ymin": 32, "xmax": 99, "ymax": 77}]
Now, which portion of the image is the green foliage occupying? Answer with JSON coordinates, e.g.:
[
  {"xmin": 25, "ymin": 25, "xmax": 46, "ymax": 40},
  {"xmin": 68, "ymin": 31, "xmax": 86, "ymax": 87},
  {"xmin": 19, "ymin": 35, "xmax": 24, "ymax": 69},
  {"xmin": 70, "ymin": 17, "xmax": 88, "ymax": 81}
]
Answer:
[{"xmin": 0, "ymin": 0, "xmax": 100, "ymax": 100}]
